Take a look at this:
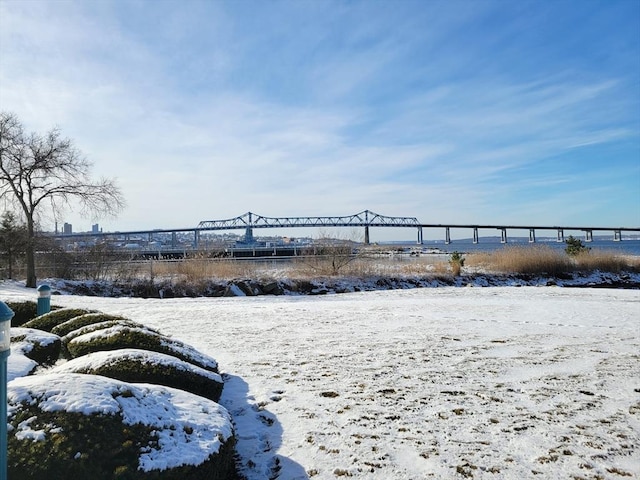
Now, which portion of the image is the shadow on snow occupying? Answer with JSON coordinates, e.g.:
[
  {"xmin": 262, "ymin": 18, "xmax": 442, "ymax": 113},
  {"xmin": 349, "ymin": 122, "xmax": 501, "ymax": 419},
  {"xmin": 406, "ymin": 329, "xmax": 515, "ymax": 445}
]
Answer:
[{"xmin": 221, "ymin": 373, "xmax": 308, "ymax": 480}]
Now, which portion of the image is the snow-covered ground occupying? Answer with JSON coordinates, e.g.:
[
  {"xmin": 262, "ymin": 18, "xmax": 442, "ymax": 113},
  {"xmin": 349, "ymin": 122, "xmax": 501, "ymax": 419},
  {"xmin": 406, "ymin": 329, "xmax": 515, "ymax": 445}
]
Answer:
[{"xmin": 2, "ymin": 281, "xmax": 639, "ymax": 479}]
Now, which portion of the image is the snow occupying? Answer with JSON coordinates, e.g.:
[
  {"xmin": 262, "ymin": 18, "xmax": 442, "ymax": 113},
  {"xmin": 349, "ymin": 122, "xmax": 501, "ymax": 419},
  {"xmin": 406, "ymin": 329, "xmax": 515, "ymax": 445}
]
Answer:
[
  {"xmin": 7, "ymin": 348, "xmax": 37, "ymax": 382},
  {"xmin": 7, "ymin": 328, "xmax": 60, "ymax": 381},
  {"xmin": 14, "ymin": 415, "xmax": 46, "ymax": 442},
  {"xmin": 2, "ymin": 280, "xmax": 640, "ymax": 479},
  {"xmin": 10, "ymin": 327, "xmax": 59, "ymax": 347}
]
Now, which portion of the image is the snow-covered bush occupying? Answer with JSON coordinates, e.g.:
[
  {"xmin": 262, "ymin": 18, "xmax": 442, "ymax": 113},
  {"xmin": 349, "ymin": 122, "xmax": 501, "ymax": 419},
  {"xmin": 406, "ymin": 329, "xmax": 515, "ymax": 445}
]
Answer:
[
  {"xmin": 10, "ymin": 328, "xmax": 61, "ymax": 367},
  {"xmin": 51, "ymin": 312, "xmax": 128, "ymax": 337},
  {"xmin": 66, "ymin": 325, "xmax": 219, "ymax": 373},
  {"xmin": 59, "ymin": 320, "xmax": 151, "ymax": 358},
  {"xmin": 6, "ymin": 301, "xmax": 38, "ymax": 326},
  {"xmin": 50, "ymin": 349, "xmax": 224, "ymax": 402},
  {"xmin": 7, "ymin": 373, "xmax": 236, "ymax": 480},
  {"xmin": 22, "ymin": 307, "xmax": 96, "ymax": 332},
  {"xmin": 6, "ymin": 301, "xmax": 62, "ymax": 326}
]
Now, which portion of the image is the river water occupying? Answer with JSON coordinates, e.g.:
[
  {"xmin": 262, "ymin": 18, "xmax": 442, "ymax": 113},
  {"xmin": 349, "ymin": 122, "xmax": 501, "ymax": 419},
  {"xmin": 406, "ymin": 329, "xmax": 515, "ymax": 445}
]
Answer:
[{"xmin": 389, "ymin": 238, "xmax": 640, "ymax": 256}]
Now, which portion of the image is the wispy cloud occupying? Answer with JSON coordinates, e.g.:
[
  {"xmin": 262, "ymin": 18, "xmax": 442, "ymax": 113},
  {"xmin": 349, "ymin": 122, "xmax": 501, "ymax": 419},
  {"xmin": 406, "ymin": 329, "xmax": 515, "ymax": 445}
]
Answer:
[{"xmin": 1, "ymin": 0, "xmax": 638, "ymax": 235}]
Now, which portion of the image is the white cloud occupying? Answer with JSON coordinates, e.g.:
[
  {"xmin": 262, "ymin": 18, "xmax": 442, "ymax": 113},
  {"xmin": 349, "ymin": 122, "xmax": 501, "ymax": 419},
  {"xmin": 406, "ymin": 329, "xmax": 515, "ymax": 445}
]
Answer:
[{"xmin": 1, "ymin": 0, "xmax": 638, "ymax": 235}]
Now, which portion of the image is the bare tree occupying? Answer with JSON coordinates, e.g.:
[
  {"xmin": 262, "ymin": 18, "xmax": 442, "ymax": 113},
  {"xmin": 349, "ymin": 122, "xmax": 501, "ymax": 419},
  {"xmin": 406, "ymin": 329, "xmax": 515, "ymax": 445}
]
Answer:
[
  {"xmin": 301, "ymin": 229, "xmax": 362, "ymax": 276},
  {"xmin": 0, "ymin": 112, "xmax": 125, "ymax": 287}
]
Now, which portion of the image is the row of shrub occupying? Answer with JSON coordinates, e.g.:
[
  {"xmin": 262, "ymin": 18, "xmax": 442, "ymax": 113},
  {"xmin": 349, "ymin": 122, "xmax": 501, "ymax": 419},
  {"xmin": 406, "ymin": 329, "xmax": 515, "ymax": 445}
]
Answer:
[{"xmin": 7, "ymin": 303, "xmax": 236, "ymax": 479}]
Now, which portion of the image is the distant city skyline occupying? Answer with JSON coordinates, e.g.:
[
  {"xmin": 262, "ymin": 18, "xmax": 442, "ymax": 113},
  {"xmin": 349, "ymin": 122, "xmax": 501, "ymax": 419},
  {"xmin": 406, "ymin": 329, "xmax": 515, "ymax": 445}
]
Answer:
[{"xmin": 1, "ymin": 0, "xmax": 638, "ymax": 240}]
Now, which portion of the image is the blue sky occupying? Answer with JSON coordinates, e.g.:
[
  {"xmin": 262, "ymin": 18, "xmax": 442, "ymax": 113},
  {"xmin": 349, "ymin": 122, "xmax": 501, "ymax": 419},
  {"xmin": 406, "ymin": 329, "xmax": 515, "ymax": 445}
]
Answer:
[{"xmin": 1, "ymin": 0, "xmax": 639, "ymax": 240}]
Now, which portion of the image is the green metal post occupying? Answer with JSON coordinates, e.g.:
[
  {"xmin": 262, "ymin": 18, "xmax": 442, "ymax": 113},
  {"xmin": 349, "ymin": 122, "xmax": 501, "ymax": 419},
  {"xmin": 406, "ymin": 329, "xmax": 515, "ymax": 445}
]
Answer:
[
  {"xmin": 36, "ymin": 284, "xmax": 52, "ymax": 316},
  {"xmin": 0, "ymin": 301, "xmax": 15, "ymax": 480}
]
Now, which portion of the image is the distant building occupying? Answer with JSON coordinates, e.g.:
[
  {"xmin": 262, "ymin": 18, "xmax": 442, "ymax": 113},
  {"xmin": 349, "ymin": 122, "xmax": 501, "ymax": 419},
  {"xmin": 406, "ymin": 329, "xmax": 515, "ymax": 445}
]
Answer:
[
  {"xmin": 63, "ymin": 223, "xmax": 72, "ymax": 234},
  {"xmin": 92, "ymin": 223, "xmax": 100, "ymax": 234}
]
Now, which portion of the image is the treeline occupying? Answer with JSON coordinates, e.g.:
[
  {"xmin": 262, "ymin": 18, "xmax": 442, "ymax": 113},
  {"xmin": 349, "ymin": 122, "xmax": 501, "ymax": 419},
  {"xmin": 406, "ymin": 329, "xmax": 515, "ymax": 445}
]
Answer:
[{"xmin": 0, "ymin": 211, "xmax": 133, "ymax": 281}]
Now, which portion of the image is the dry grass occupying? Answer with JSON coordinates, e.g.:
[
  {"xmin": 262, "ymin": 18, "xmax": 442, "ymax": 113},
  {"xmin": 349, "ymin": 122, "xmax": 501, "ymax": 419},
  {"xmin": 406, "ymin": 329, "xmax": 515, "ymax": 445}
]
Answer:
[
  {"xmin": 146, "ymin": 253, "xmax": 449, "ymax": 282},
  {"xmin": 151, "ymin": 258, "xmax": 261, "ymax": 282},
  {"xmin": 467, "ymin": 245, "xmax": 639, "ymax": 275},
  {"xmin": 573, "ymin": 250, "xmax": 640, "ymax": 273},
  {"xmin": 292, "ymin": 256, "xmax": 381, "ymax": 277},
  {"xmin": 467, "ymin": 245, "xmax": 572, "ymax": 275},
  {"xmin": 132, "ymin": 248, "xmax": 640, "ymax": 283}
]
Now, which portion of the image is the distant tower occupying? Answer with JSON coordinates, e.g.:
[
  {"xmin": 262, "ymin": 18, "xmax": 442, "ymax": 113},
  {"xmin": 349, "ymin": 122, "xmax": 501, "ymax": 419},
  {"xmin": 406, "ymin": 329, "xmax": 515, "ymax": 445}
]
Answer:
[
  {"xmin": 63, "ymin": 223, "xmax": 72, "ymax": 235},
  {"xmin": 92, "ymin": 223, "xmax": 99, "ymax": 234}
]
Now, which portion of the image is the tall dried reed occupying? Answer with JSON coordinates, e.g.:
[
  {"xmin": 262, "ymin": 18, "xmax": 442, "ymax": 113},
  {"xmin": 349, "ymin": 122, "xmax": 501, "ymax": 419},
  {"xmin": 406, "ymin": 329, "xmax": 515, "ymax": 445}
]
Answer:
[
  {"xmin": 467, "ymin": 245, "xmax": 572, "ymax": 275},
  {"xmin": 467, "ymin": 245, "xmax": 639, "ymax": 275},
  {"xmin": 573, "ymin": 250, "xmax": 640, "ymax": 273},
  {"xmin": 151, "ymin": 258, "xmax": 261, "ymax": 282}
]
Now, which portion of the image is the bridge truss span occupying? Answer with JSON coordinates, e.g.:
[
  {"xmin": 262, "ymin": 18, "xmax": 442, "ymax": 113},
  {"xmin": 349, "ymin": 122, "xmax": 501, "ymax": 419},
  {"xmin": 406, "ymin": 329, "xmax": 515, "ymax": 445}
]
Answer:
[
  {"xmin": 197, "ymin": 210, "xmax": 420, "ymax": 229},
  {"xmin": 197, "ymin": 210, "xmax": 420, "ymax": 244}
]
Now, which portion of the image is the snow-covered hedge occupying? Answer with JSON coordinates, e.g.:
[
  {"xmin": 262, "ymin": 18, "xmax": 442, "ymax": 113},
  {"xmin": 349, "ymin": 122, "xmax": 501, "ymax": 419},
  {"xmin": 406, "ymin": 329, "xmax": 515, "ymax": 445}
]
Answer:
[
  {"xmin": 65, "ymin": 325, "xmax": 219, "ymax": 373},
  {"xmin": 22, "ymin": 307, "xmax": 96, "ymax": 332},
  {"xmin": 10, "ymin": 328, "xmax": 61, "ymax": 370},
  {"xmin": 7, "ymin": 306, "xmax": 233, "ymax": 478},
  {"xmin": 6, "ymin": 301, "xmax": 38, "ymax": 326},
  {"xmin": 60, "ymin": 319, "xmax": 152, "ymax": 358},
  {"xmin": 51, "ymin": 312, "xmax": 128, "ymax": 337},
  {"xmin": 7, "ymin": 373, "xmax": 236, "ymax": 480},
  {"xmin": 6, "ymin": 301, "xmax": 63, "ymax": 326},
  {"xmin": 50, "ymin": 349, "xmax": 224, "ymax": 402},
  {"xmin": 7, "ymin": 327, "xmax": 62, "ymax": 381}
]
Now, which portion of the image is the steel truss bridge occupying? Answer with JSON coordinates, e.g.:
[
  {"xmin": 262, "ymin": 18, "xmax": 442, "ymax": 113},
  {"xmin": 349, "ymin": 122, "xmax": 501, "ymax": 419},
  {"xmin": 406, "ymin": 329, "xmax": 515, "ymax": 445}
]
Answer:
[
  {"xmin": 197, "ymin": 210, "xmax": 639, "ymax": 244},
  {"xmin": 197, "ymin": 210, "xmax": 420, "ymax": 244},
  {"xmin": 55, "ymin": 210, "xmax": 640, "ymax": 248}
]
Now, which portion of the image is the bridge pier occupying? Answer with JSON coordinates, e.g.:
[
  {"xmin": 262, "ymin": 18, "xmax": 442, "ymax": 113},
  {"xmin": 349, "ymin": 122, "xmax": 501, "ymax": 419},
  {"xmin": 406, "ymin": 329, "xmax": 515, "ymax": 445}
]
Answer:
[
  {"xmin": 500, "ymin": 228, "xmax": 508, "ymax": 244},
  {"xmin": 194, "ymin": 230, "xmax": 200, "ymax": 248},
  {"xmin": 614, "ymin": 229, "xmax": 622, "ymax": 241},
  {"xmin": 171, "ymin": 232, "xmax": 177, "ymax": 248},
  {"xmin": 417, "ymin": 227, "xmax": 423, "ymax": 245},
  {"xmin": 529, "ymin": 228, "xmax": 536, "ymax": 243},
  {"xmin": 557, "ymin": 229, "xmax": 564, "ymax": 242},
  {"xmin": 245, "ymin": 227, "xmax": 254, "ymax": 244},
  {"xmin": 364, "ymin": 226, "xmax": 370, "ymax": 245},
  {"xmin": 584, "ymin": 229, "xmax": 593, "ymax": 242},
  {"xmin": 445, "ymin": 227, "xmax": 451, "ymax": 244},
  {"xmin": 473, "ymin": 228, "xmax": 479, "ymax": 244}
]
